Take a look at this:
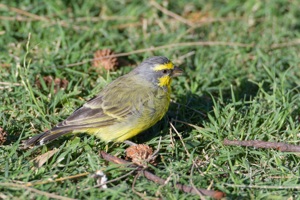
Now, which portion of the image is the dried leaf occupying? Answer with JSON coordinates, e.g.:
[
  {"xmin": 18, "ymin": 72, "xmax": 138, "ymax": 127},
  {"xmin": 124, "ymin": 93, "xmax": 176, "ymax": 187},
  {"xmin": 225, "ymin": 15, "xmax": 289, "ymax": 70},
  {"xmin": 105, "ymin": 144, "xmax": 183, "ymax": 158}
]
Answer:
[
  {"xmin": 32, "ymin": 149, "xmax": 59, "ymax": 168},
  {"xmin": 0, "ymin": 127, "xmax": 7, "ymax": 145},
  {"xmin": 35, "ymin": 76, "xmax": 69, "ymax": 93}
]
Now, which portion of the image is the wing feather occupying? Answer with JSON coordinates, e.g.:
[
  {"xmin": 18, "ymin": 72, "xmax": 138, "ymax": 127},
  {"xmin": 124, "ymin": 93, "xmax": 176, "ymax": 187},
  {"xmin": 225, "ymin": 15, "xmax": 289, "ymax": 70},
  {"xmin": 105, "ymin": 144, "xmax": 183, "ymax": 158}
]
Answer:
[{"xmin": 53, "ymin": 75, "xmax": 154, "ymax": 131}]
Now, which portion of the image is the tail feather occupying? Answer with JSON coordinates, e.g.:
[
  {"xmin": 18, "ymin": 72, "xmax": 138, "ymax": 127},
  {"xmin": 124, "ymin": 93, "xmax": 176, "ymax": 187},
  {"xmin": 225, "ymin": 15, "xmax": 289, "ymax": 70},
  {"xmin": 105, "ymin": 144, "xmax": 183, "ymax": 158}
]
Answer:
[{"xmin": 24, "ymin": 130, "xmax": 70, "ymax": 147}]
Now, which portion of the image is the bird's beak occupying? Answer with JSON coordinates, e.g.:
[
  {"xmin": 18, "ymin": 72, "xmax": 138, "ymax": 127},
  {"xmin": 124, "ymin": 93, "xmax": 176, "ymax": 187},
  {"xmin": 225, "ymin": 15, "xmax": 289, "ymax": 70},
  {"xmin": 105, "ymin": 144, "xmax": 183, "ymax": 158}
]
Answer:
[{"xmin": 171, "ymin": 66, "xmax": 184, "ymax": 77}]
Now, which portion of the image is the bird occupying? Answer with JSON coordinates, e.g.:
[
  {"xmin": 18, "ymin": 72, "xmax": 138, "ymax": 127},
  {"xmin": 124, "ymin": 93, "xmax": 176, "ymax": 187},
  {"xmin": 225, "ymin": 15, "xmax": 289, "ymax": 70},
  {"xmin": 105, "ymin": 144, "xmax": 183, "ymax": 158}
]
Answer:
[{"xmin": 24, "ymin": 56, "xmax": 183, "ymax": 147}]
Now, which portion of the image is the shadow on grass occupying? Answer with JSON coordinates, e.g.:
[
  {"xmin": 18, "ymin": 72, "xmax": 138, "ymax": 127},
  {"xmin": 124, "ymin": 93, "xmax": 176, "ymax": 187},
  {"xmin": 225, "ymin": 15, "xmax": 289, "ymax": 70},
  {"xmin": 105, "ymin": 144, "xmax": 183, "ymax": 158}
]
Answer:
[{"xmin": 135, "ymin": 78, "xmax": 263, "ymax": 144}]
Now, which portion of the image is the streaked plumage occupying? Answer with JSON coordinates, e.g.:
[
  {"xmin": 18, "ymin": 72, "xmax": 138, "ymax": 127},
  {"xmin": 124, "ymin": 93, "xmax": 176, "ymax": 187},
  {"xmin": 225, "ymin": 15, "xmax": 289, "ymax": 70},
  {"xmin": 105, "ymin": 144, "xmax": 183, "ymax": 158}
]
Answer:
[{"xmin": 24, "ymin": 56, "xmax": 183, "ymax": 146}]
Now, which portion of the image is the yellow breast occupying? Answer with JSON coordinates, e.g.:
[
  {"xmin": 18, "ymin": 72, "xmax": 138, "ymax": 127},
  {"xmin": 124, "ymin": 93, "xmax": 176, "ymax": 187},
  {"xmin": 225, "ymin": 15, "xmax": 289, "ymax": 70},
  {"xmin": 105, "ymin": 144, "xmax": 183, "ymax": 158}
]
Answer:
[{"xmin": 87, "ymin": 86, "xmax": 170, "ymax": 142}]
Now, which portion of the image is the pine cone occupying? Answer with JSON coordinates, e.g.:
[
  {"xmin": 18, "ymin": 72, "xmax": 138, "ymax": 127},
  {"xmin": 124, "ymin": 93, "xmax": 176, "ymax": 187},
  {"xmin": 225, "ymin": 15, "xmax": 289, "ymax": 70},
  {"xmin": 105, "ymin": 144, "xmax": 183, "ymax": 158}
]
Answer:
[
  {"xmin": 126, "ymin": 144, "xmax": 157, "ymax": 167},
  {"xmin": 92, "ymin": 49, "xmax": 118, "ymax": 72}
]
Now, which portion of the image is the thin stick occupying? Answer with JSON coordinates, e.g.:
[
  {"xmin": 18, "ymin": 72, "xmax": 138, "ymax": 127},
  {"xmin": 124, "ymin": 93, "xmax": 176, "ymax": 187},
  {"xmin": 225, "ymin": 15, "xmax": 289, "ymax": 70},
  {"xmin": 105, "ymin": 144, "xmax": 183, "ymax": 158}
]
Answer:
[
  {"xmin": 151, "ymin": 136, "xmax": 162, "ymax": 158},
  {"xmin": 25, "ymin": 172, "xmax": 90, "ymax": 187},
  {"xmin": 150, "ymin": 1, "xmax": 194, "ymax": 27},
  {"xmin": 225, "ymin": 183, "xmax": 300, "ymax": 189},
  {"xmin": 100, "ymin": 151, "xmax": 225, "ymax": 199},
  {"xmin": 223, "ymin": 139, "xmax": 300, "ymax": 152},
  {"xmin": 190, "ymin": 163, "xmax": 206, "ymax": 200},
  {"xmin": 131, "ymin": 172, "xmax": 150, "ymax": 200},
  {"xmin": 169, "ymin": 121, "xmax": 190, "ymax": 157},
  {"xmin": 0, "ymin": 82, "xmax": 21, "ymax": 86},
  {"xmin": 169, "ymin": 125, "xmax": 176, "ymax": 148},
  {"xmin": 170, "ymin": 120, "xmax": 205, "ymax": 176},
  {"xmin": 0, "ymin": 4, "xmax": 89, "ymax": 31},
  {"xmin": 0, "ymin": 16, "xmax": 35, "ymax": 22},
  {"xmin": 0, "ymin": 182, "xmax": 75, "ymax": 200},
  {"xmin": 270, "ymin": 39, "xmax": 300, "ymax": 50},
  {"xmin": 0, "ymin": 76, "xmax": 20, "ymax": 90},
  {"xmin": 172, "ymin": 119, "xmax": 204, "ymax": 129},
  {"xmin": 0, "ymin": 4, "xmax": 48, "ymax": 21},
  {"xmin": 51, "ymin": 41, "xmax": 253, "ymax": 68}
]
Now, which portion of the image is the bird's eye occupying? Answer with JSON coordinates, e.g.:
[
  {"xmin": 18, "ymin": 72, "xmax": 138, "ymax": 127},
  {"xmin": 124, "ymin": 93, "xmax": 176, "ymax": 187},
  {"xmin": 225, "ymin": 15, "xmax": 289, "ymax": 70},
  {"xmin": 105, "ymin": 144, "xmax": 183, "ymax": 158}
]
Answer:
[{"xmin": 163, "ymin": 70, "xmax": 168, "ymax": 74}]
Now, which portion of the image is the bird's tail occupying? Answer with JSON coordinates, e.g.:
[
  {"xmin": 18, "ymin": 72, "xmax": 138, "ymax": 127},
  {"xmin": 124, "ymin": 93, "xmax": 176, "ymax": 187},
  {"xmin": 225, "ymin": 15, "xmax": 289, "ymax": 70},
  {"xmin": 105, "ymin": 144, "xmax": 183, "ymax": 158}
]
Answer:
[{"xmin": 24, "ymin": 129, "xmax": 70, "ymax": 147}]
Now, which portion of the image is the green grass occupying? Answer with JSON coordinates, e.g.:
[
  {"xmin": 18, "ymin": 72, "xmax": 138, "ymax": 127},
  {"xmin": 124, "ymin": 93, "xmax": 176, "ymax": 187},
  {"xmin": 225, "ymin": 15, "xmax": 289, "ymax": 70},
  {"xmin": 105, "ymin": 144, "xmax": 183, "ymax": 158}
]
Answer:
[{"xmin": 1, "ymin": 0, "xmax": 300, "ymax": 199}]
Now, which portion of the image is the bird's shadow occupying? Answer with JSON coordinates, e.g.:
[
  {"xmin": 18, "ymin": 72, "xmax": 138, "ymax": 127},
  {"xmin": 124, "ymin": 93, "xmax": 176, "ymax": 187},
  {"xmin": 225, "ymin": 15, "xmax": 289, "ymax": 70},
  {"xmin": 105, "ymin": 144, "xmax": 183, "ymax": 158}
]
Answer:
[{"xmin": 135, "ymin": 78, "xmax": 261, "ymax": 144}]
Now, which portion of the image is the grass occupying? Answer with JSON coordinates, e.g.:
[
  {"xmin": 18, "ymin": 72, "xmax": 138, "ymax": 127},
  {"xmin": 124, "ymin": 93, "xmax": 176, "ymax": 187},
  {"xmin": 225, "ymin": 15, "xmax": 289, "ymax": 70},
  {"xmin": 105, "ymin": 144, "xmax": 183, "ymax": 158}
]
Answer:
[{"xmin": 1, "ymin": 0, "xmax": 300, "ymax": 199}]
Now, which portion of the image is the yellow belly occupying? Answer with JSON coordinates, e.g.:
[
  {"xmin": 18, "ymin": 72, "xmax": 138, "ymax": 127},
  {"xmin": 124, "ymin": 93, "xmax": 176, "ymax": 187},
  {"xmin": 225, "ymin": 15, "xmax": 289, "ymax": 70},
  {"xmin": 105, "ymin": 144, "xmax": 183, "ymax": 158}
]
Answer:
[{"xmin": 85, "ymin": 89, "xmax": 170, "ymax": 142}]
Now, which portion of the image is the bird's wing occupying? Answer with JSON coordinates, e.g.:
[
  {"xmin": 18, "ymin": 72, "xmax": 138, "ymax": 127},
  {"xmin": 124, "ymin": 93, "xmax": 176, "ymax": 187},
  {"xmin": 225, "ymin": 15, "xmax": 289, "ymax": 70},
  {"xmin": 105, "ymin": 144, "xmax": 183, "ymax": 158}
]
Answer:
[{"xmin": 53, "ymin": 76, "xmax": 153, "ymax": 130}]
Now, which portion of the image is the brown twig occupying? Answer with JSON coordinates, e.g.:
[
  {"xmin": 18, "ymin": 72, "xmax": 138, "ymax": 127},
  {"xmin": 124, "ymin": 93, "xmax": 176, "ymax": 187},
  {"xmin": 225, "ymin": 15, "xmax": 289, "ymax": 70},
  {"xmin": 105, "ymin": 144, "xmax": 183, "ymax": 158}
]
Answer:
[
  {"xmin": 172, "ymin": 119, "xmax": 204, "ymax": 130},
  {"xmin": 0, "ymin": 16, "xmax": 38, "ymax": 22},
  {"xmin": 25, "ymin": 172, "xmax": 90, "ymax": 187},
  {"xmin": 0, "ymin": 3, "xmax": 48, "ymax": 21},
  {"xmin": 190, "ymin": 163, "xmax": 206, "ymax": 200},
  {"xmin": 169, "ymin": 120, "xmax": 206, "ymax": 176},
  {"xmin": 131, "ymin": 172, "xmax": 151, "ymax": 200},
  {"xmin": 270, "ymin": 39, "xmax": 300, "ymax": 50},
  {"xmin": 0, "ymin": 81, "xmax": 22, "ymax": 90},
  {"xmin": 0, "ymin": 4, "xmax": 89, "ymax": 31},
  {"xmin": 0, "ymin": 182, "xmax": 75, "ymax": 200},
  {"xmin": 0, "ymin": 81, "xmax": 22, "ymax": 86},
  {"xmin": 75, "ymin": 16, "xmax": 135, "ymax": 22},
  {"xmin": 192, "ymin": 17, "xmax": 245, "ymax": 27},
  {"xmin": 100, "ymin": 151, "xmax": 225, "ymax": 199},
  {"xmin": 150, "ymin": 1, "xmax": 194, "ymax": 27},
  {"xmin": 223, "ymin": 139, "xmax": 300, "ymax": 152},
  {"xmin": 54, "ymin": 41, "xmax": 253, "ymax": 69},
  {"xmin": 170, "ymin": 121, "xmax": 190, "ymax": 157},
  {"xmin": 225, "ymin": 183, "xmax": 300, "ymax": 189},
  {"xmin": 112, "ymin": 22, "xmax": 142, "ymax": 29},
  {"xmin": 0, "ymin": 15, "xmax": 135, "ymax": 22}
]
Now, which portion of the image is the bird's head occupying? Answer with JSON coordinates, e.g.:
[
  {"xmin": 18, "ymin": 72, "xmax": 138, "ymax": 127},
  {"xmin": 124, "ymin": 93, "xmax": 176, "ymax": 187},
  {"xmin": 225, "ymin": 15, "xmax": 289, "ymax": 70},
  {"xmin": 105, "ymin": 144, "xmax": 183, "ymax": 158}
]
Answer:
[{"xmin": 133, "ymin": 56, "xmax": 183, "ymax": 89}]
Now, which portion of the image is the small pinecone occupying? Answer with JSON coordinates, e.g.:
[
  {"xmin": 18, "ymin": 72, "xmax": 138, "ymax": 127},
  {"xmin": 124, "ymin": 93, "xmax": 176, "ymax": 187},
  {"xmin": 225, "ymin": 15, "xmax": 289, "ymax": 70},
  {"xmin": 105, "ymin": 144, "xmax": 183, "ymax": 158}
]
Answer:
[
  {"xmin": 0, "ymin": 127, "xmax": 7, "ymax": 145},
  {"xmin": 35, "ymin": 76, "xmax": 69, "ymax": 93},
  {"xmin": 53, "ymin": 77, "xmax": 68, "ymax": 93},
  {"xmin": 92, "ymin": 49, "xmax": 118, "ymax": 72},
  {"xmin": 126, "ymin": 144, "xmax": 157, "ymax": 167}
]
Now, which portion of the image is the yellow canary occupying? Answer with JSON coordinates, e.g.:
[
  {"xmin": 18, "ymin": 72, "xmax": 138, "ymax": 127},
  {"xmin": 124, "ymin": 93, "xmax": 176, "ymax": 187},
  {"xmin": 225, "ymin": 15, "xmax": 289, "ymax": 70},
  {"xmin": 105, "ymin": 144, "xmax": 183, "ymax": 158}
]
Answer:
[{"xmin": 24, "ymin": 56, "xmax": 183, "ymax": 146}]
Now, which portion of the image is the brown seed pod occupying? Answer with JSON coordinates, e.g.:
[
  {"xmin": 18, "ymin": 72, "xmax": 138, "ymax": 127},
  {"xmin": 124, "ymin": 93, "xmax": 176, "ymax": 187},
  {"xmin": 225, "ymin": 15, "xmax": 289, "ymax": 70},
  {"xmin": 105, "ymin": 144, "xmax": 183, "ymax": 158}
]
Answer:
[
  {"xmin": 92, "ymin": 49, "xmax": 118, "ymax": 72},
  {"xmin": 126, "ymin": 144, "xmax": 157, "ymax": 167}
]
